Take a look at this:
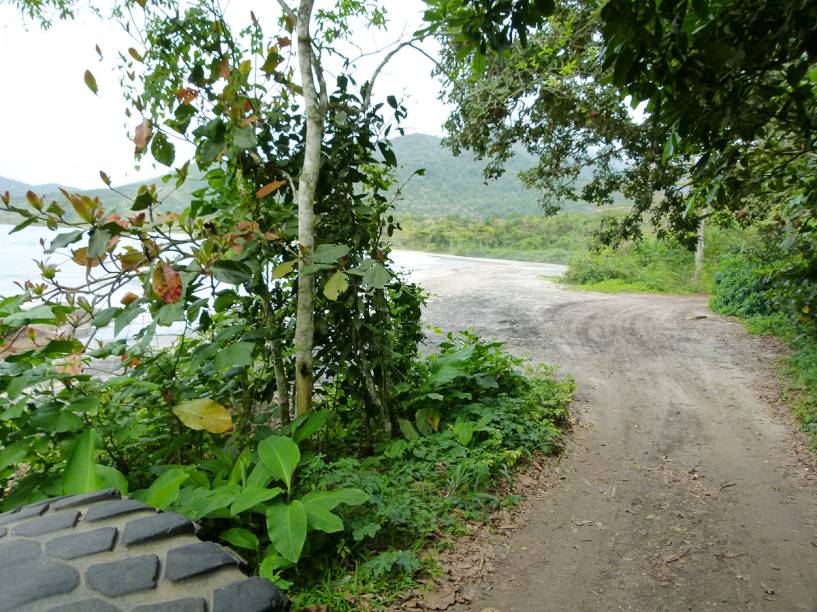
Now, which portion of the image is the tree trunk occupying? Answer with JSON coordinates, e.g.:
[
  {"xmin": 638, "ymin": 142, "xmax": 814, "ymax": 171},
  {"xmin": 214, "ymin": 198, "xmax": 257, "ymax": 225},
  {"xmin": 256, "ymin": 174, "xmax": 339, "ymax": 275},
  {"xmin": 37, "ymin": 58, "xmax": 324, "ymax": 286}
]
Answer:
[
  {"xmin": 293, "ymin": 0, "xmax": 323, "ymax": 416},
  {"xmin": 693, "ymin": 216, "xmax": 705, "ymax": 284},
  {"xmin": 271, "ymin": 338, "xmax": 290, "ymax": 425}
]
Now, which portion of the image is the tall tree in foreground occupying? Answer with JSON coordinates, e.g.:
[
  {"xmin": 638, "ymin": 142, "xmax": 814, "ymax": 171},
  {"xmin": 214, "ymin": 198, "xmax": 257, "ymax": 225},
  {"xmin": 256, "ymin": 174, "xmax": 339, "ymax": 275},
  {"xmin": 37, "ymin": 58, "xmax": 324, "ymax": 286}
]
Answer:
[{"xmin": 424, "ymin": 0, "xmax": 817, "ymax": 318}]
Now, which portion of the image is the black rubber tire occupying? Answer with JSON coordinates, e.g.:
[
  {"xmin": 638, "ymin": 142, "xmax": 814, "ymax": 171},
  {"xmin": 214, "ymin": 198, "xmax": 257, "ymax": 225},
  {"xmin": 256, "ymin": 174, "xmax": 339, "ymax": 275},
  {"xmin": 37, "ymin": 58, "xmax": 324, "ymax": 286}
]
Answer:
[{"xmin": 0, "ymin": 489, "xmax": 290, "ymax": 612}]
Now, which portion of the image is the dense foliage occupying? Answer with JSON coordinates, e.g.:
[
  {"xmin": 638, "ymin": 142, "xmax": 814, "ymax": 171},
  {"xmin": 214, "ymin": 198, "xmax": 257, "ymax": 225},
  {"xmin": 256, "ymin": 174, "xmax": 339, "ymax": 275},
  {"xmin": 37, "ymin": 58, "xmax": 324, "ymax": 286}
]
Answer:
[
  {"xmin": 396, "ymin": 211, "xmax": 616, "ymax": 263},
  {"xmin": 0, "ymin": 0, "xmax": 576, "ymax": 605},
  {"xmin": 710, "ymin": 252, "xmax": 817, "ymax": 446},
  {"xmin": 425, "ymin": 0, "xmax": 817, "ymax": 322}
]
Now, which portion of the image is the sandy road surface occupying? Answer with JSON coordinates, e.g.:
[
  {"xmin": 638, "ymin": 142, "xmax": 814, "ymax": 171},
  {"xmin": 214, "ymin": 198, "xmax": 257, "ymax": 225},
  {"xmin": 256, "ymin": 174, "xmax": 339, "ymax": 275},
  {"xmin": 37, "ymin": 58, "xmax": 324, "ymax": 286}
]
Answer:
[{"xmin": 412, "ymin": 252, "xmax": 817, "ymax": 612}]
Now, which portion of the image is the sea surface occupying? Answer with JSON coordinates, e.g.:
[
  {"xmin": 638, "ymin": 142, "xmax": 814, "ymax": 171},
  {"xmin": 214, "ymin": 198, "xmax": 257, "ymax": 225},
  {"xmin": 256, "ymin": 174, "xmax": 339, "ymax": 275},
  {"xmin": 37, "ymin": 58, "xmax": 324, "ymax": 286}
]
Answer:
[{"xmin": 0, "ymin": 224, "xmax": 472, "ymax": 342}]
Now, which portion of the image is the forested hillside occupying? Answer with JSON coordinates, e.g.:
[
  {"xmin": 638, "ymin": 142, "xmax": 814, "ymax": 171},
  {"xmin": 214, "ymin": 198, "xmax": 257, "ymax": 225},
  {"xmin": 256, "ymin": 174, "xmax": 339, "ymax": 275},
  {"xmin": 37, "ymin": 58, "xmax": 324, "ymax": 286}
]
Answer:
[{"xmin": 1, "ymin": 134, "xmax": 606, "ymax": 222}]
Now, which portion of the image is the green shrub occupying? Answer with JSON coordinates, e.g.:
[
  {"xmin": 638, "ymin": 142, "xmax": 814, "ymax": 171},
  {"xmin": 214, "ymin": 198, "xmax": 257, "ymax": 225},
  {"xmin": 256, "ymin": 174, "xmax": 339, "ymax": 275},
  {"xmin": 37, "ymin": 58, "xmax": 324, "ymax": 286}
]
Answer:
[{"xmin": 709, "ymin": 257, "xmax": 775, "ymax": 317}]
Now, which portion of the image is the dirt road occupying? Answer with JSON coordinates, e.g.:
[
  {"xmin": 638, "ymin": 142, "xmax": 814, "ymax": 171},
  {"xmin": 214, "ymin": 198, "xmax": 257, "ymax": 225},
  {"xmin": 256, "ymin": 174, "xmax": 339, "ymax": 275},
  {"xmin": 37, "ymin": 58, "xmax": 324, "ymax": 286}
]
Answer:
[{"xmin": 410, "ymin": 252, "xmax": 817, "ymax": 612}]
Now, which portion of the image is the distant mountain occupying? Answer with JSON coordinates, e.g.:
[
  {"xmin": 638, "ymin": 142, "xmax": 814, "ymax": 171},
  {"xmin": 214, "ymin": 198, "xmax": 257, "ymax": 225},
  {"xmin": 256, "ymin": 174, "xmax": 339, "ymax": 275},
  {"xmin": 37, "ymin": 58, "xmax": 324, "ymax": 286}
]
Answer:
[
  {"xmin": 1, "ymin": 133, "xmax": 610, "ymax": 224},
  {"xmin": 0, "ymin": 176, "xmax": 76, "ymax": 198}
]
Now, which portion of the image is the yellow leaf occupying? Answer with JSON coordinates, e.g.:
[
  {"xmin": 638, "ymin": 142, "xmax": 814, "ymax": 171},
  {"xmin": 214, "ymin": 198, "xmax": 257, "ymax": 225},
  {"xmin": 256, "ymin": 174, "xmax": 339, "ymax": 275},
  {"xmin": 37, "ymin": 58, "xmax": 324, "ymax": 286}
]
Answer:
[
  {"xmin": 323, "ymin": 270, "xmax": 348, "ymax": 301},
  {"xmin": 172, "ymin": 399, "xmax": 233, "ymax": 433},
  {"xmin": 273, "ymin": 260, "xmax": 296, "ymax": 278},
  {"xmin": 71, "ymin": 247, "xmax": 103, "ymax": 268},
  {"xmin": 255, "ymin": 179, "xmax": 286, "ymax": 199},
  {"xmin": 84, "ymin": 70, "xmax": 98, "ymax": 94}
]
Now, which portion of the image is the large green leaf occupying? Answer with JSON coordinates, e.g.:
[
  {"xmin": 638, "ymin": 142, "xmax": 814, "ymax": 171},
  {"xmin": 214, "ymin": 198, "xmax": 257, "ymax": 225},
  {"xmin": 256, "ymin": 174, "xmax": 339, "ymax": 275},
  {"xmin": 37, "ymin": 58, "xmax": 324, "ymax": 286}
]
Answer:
[
  {"xmin": 140, "ymin": 468, "xmax": 189, "ymax": 509},
  {"xmin": 46, "ymin": 230, "xmax": 84, "ymax": 253},
  {"xmin": 266, "ymin": 500, "xmax": 307, "ymax": 563},
  {"xmin": 323, "ymin": 270, "xmax": 349, "ymax": 301},
  {"xmin": 95, "ymin": 464, "xmax": 128, "ymax": 495},
  {"xmin": 303, "ymin": 500, "xmax": 343, "ymax": 533},
  {"xmin": 258, "ymin": 435, "xmax": 300, "ymax": 492},
  {"xmin": 62, "ymin": 429, "xmax": 99, "ymax": 495},
  {"xmin": 88, "ymin": 229, "xmax": 112, "ymax": 258},
  {"xmin": 428, "ymin": 344, "xmax": 476, "ymax": 384},
  {"xmin": 300, "ymin": 488, "xmax": 368, "ymax": 511},
  {"xmin": 291, "ymin": 410, "xmax": 331, "ymax": 444},
  {"xmin": 215, "ymin": 342, "xmax": 255, "ymax": 369},
  {"xmin": 221, "ymin": 527, "xmax": 259, "ymax": 550},
  {"xmin": 0, "ymin": 440, "xmax": 29, "ymax": 472},
  {"xmin": 2, "ymin": 305, "xmax": 56, "ymax": 327},
  {"xmin": 312, "ymin": 243, "xmax": 349, "ymax": 264},
  {"xmin": 230, "ymin": 485, "xmax": 283, "ymax": 515},
  {"xmin": 363, "ymin": 262, "xmax": 391, "ymax": 289},
  {"xmin": 211, "ymin": 260, "xmax": 253, "ymax": 284}
]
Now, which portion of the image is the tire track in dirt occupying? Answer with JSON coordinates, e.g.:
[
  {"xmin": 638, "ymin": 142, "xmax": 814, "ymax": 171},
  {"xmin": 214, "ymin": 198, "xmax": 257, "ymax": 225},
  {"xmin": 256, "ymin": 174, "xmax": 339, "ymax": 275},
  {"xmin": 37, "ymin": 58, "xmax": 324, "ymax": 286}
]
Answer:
[{"xmin": 413, "ymin": 253, "xmax": 817, "ymax": 612}]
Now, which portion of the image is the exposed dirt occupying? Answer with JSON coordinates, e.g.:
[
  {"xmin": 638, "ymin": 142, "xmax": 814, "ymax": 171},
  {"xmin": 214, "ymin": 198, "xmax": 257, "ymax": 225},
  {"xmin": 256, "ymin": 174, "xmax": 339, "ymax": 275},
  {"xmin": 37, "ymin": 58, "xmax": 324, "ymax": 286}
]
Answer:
[{"xmin": 409, "ymin": 252, "xmax": 817, "ymax": 612}]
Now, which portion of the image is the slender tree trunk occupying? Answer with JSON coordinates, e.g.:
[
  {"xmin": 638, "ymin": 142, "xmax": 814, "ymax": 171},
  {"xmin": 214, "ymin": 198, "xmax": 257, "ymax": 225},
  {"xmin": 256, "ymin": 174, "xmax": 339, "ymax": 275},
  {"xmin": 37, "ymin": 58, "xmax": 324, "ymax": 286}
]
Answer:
[
  {"xmin": 693, "ymin": 216, "xmax": 705, "ymax": 284},
  {"xmin": 292, "ymin": 0, "xmax": 323, "ymax": 416},
  {"xmin": 271, "ymin": 338, "xmax": 291, "ymax": 425}
]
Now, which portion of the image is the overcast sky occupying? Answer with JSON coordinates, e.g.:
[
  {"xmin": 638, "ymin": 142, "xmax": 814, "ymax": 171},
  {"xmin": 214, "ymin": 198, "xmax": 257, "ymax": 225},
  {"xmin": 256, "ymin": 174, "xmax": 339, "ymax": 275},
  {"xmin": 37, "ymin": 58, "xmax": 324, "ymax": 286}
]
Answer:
[{"xmin": 0, "ymin": 1, "xmax": 449, "ymax": 189}]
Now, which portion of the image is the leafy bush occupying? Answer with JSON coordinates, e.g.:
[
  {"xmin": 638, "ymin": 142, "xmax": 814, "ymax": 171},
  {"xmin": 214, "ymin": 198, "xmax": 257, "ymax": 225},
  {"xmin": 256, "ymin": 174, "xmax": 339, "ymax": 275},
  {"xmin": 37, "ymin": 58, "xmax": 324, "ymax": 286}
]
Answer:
[{"xmin": 709, "ymin": 257, "xmax": 775, "ymax": 317}]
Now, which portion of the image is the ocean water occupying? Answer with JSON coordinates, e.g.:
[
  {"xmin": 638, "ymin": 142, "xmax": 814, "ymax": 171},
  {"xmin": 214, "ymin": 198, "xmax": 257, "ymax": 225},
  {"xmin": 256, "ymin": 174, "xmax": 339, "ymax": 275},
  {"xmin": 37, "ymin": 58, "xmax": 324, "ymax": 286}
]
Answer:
[{"xmin": 0, "ymin": 224, "xmax": 444, "ymax": 341}]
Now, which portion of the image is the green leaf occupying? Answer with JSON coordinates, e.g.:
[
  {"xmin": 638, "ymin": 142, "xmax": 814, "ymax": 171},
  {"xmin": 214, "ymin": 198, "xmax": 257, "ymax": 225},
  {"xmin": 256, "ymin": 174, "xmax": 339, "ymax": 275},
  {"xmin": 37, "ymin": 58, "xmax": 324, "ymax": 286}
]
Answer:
[
  {"xmin": 211, "ymin": 260, "xmax": 252, "ymax": 284},
  {"xmin": 221, "ymin": 527, "xmax": 259, "ymax": 550},
  {"xmin": 452, "ymin": 420, "xmax": 474, "ymax": 446},
  {"xmin": 113, "ymin": 305, "xmax": 143, "ymax": 336},
  {"xmin": 47, "ymin": 230, "xmax": 84, "ymax": 253},
  {"xmin": 303, "ymin": 502, "xmax": 343, "ymax": 533},
  {"xmin": 428, "ymin": 344, "xmax": 476, "ymax": 384},
  {"xmin": 30, "ymin": 408, "xmax": 85, "ymax": 433},
  {"xmin": 363, "ymin": 262, "xmax": 391, "ymax": 289},
  {"xmin": 1, "ymin": 399, "xmax": 26, "ymax": 421},
  {"xmin": 273, "ymin": 260, "xmax": 296, "ymax": 278},
  {"xmin": 230, "ymin": 486, "xmax": 283, "ymax": 515},
  {"xmin": 233, "ymin": 125, "xmax": 257, "ymax": 149},
  {"xmin": 157, "ymin": 302, "xmax": 185, "ymax": 326},
  {"xmin": 95, "ymin": 464, "xmax": 128, "ymax": 495},
  {"xmin": 88, "ymin": 229, "xmax": 112, "ymax": 258},
  {"xmin": 266, "ymin": 500, "xmax": 307, "ymax": 563},
  {"xmin": 132, "ymin": 186, "xmax": 155, "ymax": 211},
  {"xmin": 258, "ymin": 435, "xmax": 300, "ymax": 492},
  {"xmin": 323, "ymin": 270, "xmax": 349, "ymax": 301},
  {"xmin": 215, "ymin": 341, "xmax": 255, "ymax": 369},
  {"xmin": 62, "ymin": 429, "xmax": 99, "ymax": 495},
  {"xmin": 151, "ymin": 132, "xmax": 176, "ymax": 166},
  {"xmin": 291, "ymin": 410, "xmax": 330, "ymax": 444},
  {"xmin": 397, "ymin": 418, "xmax": 420, "ymax": 441},
  {"xmin": 141, "ymin": 467, "xmax": 189, "ymax": 509},
  {"xmin": 246, "ymin": 462, "xmax": 273, "ymax": 488},
  {"xmin": 92, "ymin": 307, "xmax": 119, "ymax": 328},
  {"xmin": 3, "ymin": 305, "xmax": 56, "ymax": 327},
  {"xmin": 0, "ymin": 440, "xmax": 29, "ymax": 472},
  {"xmin": 312, "ymin": 243, "xmax": 349, "ymax": 264},
  {"xmin": 300, "ymin": 488, "xmax": 368, "ymax": 511},
  {"xmin": 84, "ymin": 70, "xmax": 98, "ymax": 94}
]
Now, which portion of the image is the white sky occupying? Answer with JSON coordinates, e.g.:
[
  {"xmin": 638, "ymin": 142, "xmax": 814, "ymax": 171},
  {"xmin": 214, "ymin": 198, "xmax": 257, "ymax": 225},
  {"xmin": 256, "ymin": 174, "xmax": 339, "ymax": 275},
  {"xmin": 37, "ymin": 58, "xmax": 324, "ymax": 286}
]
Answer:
[{"xmin": 0, "ymin": 0, "xmax": 449, "ymax": 189}]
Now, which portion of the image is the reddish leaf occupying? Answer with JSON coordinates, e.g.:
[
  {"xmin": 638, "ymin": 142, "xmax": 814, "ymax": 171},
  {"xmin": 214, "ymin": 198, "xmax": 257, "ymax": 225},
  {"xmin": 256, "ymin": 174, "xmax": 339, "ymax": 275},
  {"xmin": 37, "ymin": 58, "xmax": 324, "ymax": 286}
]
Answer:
[
  {"xmin": 255, "ymin": 180, "xmax": 286, "ymax": 199},
  {"xmin": 174, "ymin": 87, "xmax": 198, "ymax": 105},
  {"xmin": 25, "ymin": 191, "xmax": 42, "ymax": 210},
  {"xmin": 1, "ymin": 191, "xmax": 9, "ymax": 205},
  {"xmin": 152, "ymin": 261, "xmax": 182, "ymax": 304},
  {"xmin": 120, "ymin": 292, "xmax": 139, "ymax": 305},
  {"xmin": 99, "ymin": 170, "xmax": 111, "ymax": 185},
  {"xmin": 134, "ymin": 119, "xmax": 153, "ymax": 154}
]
